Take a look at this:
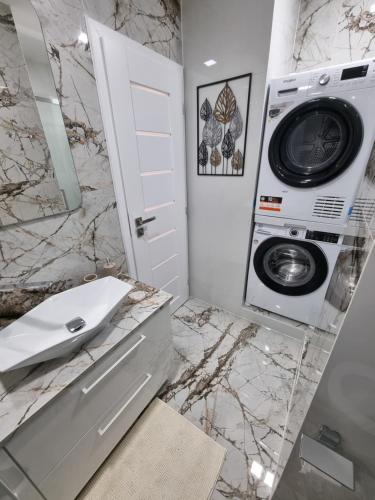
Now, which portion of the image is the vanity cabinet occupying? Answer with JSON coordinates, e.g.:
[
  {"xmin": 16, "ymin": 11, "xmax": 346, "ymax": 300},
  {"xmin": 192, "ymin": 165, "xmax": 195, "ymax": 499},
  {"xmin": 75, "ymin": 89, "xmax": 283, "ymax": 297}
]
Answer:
[
  {"xmin": 2, "ymin": 305, "xmax": 171, "ymax": 500},
  {"xmin": 0, "ymin": 449, "xmax": 43, "ymax": 500}
]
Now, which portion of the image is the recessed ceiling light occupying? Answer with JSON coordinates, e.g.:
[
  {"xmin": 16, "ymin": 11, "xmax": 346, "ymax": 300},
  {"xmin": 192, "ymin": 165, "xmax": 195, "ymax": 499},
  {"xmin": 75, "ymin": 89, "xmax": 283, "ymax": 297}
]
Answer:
[
  {"xmin": 78, "ymin": 32, "xmax": 88, "ymax": 44},
  {"xmin": 250, "ymin": 460, "xmax": 263, "ymax": 479},
  {"xmin": 264, "ymin": 471, "xmax": 275, "ymax": 488},
  {"xmin": 204, "ymin": 59, "xmax": 217, "ymax": 67}
]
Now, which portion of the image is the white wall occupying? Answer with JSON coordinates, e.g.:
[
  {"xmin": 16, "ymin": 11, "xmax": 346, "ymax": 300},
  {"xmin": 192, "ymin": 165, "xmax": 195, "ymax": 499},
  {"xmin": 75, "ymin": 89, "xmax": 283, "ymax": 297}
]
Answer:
[{"xmin": 182, "ymin": 0, "xmax": 275, "ymax": 314}]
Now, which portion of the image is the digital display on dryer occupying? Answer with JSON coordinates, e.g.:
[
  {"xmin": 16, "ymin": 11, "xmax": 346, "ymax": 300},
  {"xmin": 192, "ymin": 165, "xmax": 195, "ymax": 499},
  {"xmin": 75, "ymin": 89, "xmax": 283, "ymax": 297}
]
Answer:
[
  {"xmin": 305, "ymin": 230, "xmax": 339, "ymax": 243},
  {"xmin": 341, "ymin": 65, "xmax": 368, "ymax": 80}
]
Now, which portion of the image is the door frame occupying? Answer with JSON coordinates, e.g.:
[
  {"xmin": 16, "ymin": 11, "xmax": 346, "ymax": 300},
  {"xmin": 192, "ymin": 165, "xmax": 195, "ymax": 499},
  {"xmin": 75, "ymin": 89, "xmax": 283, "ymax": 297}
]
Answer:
[{"xmin": 87, "ymin": 16, "xmax": 138, "ymax": 278}]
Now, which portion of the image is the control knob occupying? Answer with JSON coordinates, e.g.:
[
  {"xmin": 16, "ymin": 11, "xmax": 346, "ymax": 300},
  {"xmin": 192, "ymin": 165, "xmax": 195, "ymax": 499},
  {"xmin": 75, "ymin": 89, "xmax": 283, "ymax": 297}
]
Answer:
[{"xmin": 319, "ymin": 73, "xmax": 330, "ymax": 86}]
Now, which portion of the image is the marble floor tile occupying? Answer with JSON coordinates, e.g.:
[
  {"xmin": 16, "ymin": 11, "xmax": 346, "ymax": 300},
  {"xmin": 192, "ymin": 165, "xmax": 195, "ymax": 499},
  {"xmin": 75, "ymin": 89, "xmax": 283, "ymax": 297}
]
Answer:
[{"xmin": 161, "ymin": 298, "xmax": 317, "ymax": 499}]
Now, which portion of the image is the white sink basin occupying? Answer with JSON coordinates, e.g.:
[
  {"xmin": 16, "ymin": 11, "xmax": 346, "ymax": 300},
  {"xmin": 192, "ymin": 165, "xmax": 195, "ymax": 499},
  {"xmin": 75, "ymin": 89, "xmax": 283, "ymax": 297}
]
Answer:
[{"xmin": 0, "ymin": 277, "xmax": 133, "ymax": 373}]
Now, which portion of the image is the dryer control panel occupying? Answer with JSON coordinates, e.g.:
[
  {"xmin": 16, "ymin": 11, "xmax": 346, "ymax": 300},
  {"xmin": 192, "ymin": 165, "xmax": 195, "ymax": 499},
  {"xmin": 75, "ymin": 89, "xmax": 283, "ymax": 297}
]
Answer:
[
  {"xmin": 269, "ymin": 58, "xmax": 375, "ymax": 100},
  {"xmin": 307, "ymin": 59, "xmax": 375, "ymax": 94},
  {"xmin": 255, "ymin": 224, "xmax": 344, "ymax": 245}
]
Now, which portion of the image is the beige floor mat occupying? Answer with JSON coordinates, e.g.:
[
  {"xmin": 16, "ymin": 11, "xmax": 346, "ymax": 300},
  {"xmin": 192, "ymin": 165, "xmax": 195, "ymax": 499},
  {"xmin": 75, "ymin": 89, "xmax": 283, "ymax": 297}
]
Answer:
[{"xmin": 78, "ymin": 398, "xmax": 226, "ymax": 500}]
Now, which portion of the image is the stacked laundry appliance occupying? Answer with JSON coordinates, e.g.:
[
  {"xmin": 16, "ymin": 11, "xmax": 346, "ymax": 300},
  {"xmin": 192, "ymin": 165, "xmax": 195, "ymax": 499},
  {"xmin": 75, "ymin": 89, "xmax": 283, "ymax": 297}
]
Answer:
[{"xmin": 246, "ymin": 59, "xmax": 375, "ymax": 329}]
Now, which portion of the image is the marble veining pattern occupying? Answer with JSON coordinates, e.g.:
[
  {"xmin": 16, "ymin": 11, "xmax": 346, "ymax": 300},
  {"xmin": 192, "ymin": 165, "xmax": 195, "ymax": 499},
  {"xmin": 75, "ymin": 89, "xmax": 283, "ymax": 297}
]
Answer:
[
  {"xmin": 294, "ymin": 0, "xmax": 375, "ymax": 71},
  {"xmin": 161, "ymin": 298, "xmax": 326, "ymax": 499},
  {"xmin": 0, "ymin": 276, "xmax": 171, "ymax": 445},
  {"xmin": 86, "ymin": 0, "xmax": 181, "ymax": 63},
  {"xmin": 0, "ymin": 0, "xmax": 181, "ymax": 287}
]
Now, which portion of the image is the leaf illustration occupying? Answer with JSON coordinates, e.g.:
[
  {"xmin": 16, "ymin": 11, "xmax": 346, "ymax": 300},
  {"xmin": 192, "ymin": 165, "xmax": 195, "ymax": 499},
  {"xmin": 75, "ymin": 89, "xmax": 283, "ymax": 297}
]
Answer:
[
  {"xmin": 232, "ymin": 149, "xmax": 244, "ymax": 171},
  {"xmin": 210, "ymin": 147, "xmax": 221, "ymax": 167},
  {"xmin": 229, "ymin": 107, "xmax": 243, "ymax": 141},
  {"xmin": 200, "ymin": 98, "xmax": 212, "ymax": 121},
  {"xmin": 198, "ymin": 140, "xmax": 208, "ymax": 167},
  {"xmin": 221, "ymin": 130, "xmax": 235, "ymax": 159},
  {"xmin": 213, "ymin": 83, "xmax": 236, "ymax": 124},
  {"xmin": 202, "ymin": 116, "xmax": 222, "ymax": 147}
]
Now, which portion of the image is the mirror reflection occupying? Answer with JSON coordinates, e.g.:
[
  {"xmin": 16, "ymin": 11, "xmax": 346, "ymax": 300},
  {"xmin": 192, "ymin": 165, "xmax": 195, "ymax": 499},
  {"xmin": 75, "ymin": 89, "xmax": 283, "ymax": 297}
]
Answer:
[{"xmin": 0, "ymin": 0, "xmax": 81, "ymax": 227}]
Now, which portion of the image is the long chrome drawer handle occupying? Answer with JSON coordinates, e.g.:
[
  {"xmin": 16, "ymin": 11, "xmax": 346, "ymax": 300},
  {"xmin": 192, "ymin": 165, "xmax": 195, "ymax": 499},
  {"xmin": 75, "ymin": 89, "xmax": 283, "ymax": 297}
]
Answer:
[
  {"xmin": 81, "ymin": 335, "xmax": 146, "ymax": 395},
  {"xmin": 98, "ymin": 373, "xmax": 152, "ymax": 436}
]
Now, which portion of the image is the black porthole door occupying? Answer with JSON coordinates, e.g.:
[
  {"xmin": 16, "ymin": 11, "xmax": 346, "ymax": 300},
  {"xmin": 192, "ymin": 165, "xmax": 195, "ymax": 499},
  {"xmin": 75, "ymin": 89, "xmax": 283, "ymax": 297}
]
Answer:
[
  {"xmin": 269, "ymin": 97, "xmax": 363, "ymax": 188},
  {"xmin": 253, "ymin": 237, "xmax": 328, "ymax": 296}
]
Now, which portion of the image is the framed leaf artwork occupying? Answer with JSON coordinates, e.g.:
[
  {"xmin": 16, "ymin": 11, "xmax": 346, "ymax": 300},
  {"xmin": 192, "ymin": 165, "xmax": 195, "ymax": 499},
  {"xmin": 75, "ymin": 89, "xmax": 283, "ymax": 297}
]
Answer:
[{"xmin": 197, "ymin": 73, "xmax": 251, "ymax": 176}]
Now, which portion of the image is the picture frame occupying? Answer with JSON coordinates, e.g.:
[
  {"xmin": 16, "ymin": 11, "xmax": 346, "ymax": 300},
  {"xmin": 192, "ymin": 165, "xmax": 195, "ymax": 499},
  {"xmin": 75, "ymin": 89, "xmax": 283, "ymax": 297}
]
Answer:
[{"xmin": 197, "ymin": 73, "xmax": 252, "ymax": 176}]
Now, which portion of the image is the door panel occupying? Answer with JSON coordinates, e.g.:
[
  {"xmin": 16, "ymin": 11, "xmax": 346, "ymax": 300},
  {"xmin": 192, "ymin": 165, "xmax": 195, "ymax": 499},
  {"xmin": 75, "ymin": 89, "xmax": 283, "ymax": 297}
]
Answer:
[
  {"xmin": 137, "ymin": 134, "xmax": 173, "ymax": 173},
  {"xmin": 131, "ymin": 86, "xmax": 171, "ymax": 133},
  {"xmin": 141, "ymin": 172, "xmax": 174, "ymax": 208},
  {"xmin": 144, "ymin": 203, "xmax": 176, "ymax": 239},
  {"xmin": 152, "ymin": 254, "xmax": 179, "ymax": 289},
  {"xmin": 162, "ymin": 276, "xmax": 179, "ymax": 297},
  {"xmin": 127, "ymin": 50, "xmax": 170, "ymax": 91},
  {"xmin": 88, "ymin": 18, "xmax": 188, "ymax": 311},
  {"xmin": 149, "ymin": 230, "xmax": 177, "ymax": 268}
]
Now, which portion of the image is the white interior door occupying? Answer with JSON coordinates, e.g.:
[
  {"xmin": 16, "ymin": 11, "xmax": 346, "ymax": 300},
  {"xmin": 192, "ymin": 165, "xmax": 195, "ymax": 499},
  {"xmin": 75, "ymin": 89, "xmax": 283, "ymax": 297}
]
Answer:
[{"xmin": 88, "ymin": 18, "xmax": 188, "ymax": 311}]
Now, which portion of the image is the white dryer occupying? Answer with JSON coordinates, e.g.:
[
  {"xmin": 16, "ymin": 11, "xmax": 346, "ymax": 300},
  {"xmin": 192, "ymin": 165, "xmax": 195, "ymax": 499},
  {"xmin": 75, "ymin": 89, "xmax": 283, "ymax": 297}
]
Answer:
[
  {"xmin": 246, "ymin": 221, "xmax": 344, "ymax": 329},
  {"xmin": 255, "ymin": 59, "xmax": 375, "ymax": 227}
]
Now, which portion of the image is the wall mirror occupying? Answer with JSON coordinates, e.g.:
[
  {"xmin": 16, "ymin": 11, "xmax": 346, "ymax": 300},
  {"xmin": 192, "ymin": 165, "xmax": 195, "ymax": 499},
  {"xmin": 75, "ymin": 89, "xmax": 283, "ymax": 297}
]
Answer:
[{"xmin": 0, "ymin": 0, "xmax": 81, "ymax": 227}]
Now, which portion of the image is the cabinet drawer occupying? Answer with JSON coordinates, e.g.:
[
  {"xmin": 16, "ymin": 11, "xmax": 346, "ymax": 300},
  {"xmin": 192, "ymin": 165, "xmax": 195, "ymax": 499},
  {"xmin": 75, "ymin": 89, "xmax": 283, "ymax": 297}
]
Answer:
[
  {"xmin": 6, "ymin": 308, "xmax": 170, "ymax": 485},
  {"xmin": 0, "ymin": 449, "xmax": 43, "ymax": 500},
  {"xmin": 39, "ymin": 361, "xmax": 169, "ymax": 500}
]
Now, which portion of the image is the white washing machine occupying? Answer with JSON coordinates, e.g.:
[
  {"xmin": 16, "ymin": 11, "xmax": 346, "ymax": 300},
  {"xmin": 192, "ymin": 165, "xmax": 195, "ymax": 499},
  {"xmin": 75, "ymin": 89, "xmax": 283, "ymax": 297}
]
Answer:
[
  {"xmin": 246, "ymin": 221, "xmax": 344, "ymax": 329},
  {"xmin": 255, "ymin": 59, "xmax": 375, "ymax": 227}
]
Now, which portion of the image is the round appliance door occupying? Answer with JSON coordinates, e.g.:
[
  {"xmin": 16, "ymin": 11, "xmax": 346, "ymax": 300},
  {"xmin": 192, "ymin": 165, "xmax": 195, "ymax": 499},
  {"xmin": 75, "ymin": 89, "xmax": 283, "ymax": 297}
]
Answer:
[
  {"xmin": 253, "ymin": 237, "xmax": 328, "ymax": 296},
  {"xmin": 269, "ymin": 97, "xmax": 363, "ymax": 188}
]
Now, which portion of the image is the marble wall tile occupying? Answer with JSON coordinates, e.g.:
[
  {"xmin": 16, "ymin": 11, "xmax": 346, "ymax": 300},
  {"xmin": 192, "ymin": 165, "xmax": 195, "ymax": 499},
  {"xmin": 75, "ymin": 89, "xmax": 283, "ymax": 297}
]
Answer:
[
  {"xmin": 294, "ymin": 0, "xmax": 375, "ymax": 71},
  {"xmin": 0, "ymin": 1, "xmax": 181, "ymax": 292},
  {"xmin": 85, "ymin": 0, "xmax": 181, "ymax": 63}
]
